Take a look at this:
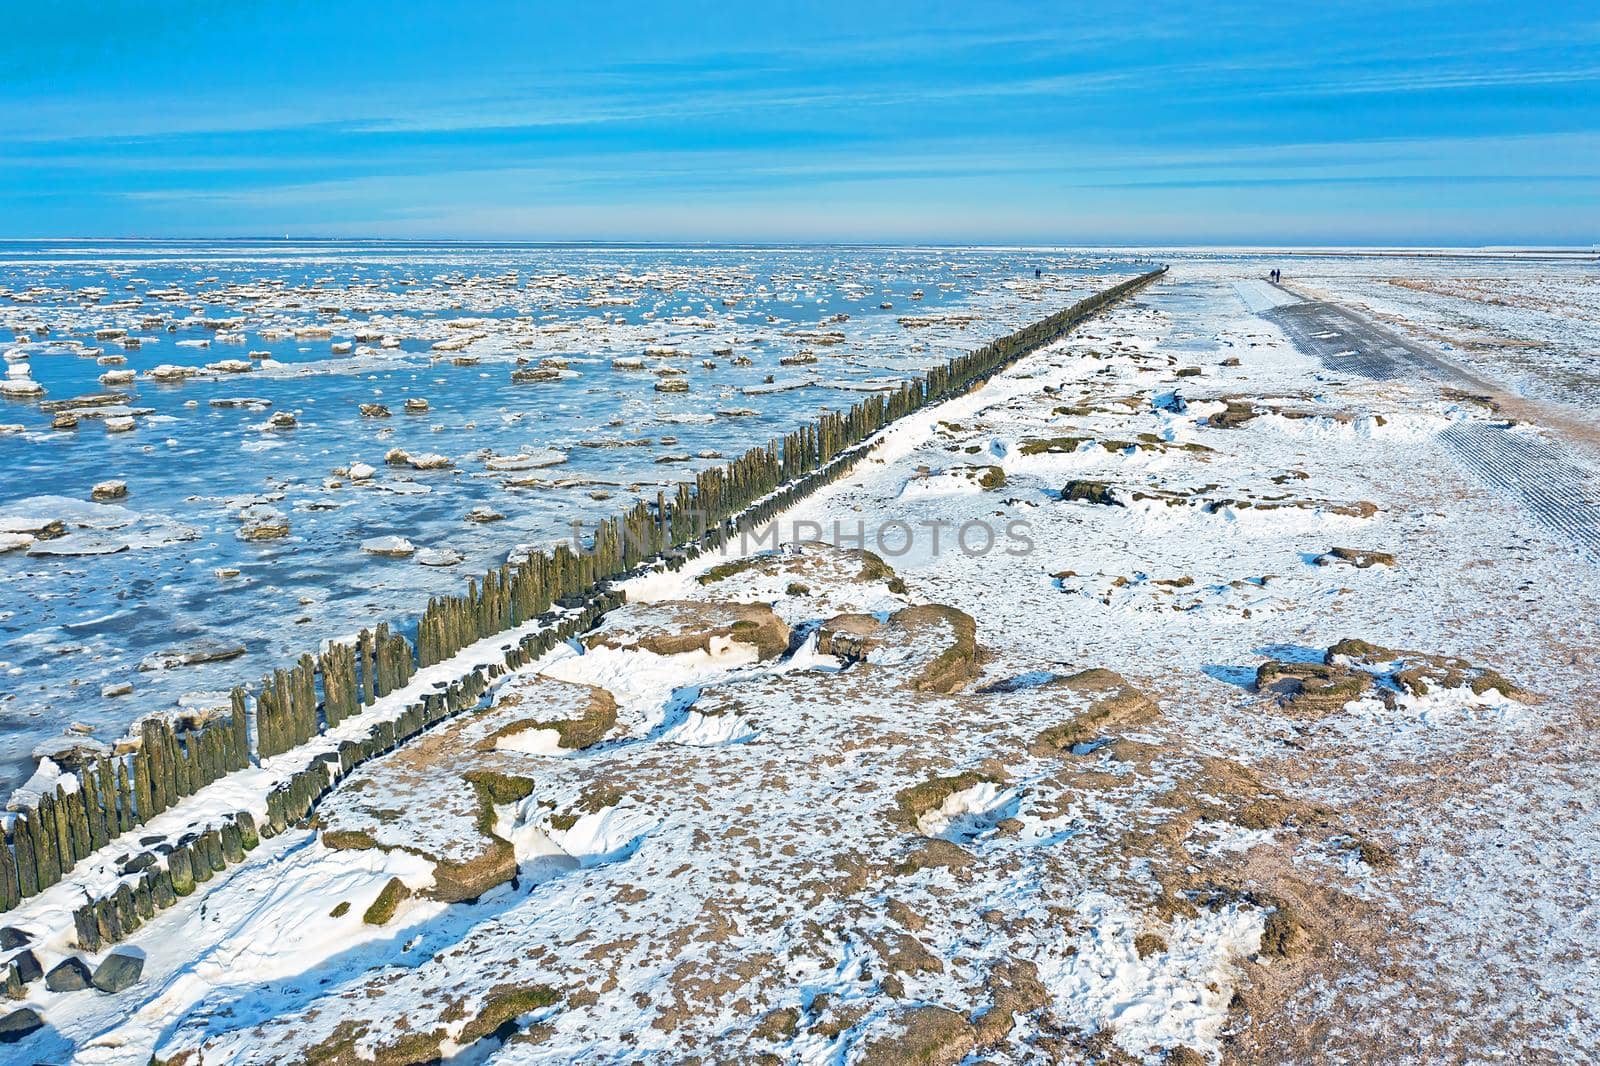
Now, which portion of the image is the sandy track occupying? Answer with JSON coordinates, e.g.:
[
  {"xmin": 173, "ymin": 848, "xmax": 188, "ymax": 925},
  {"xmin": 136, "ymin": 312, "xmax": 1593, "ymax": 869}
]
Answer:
[{"xmin": 1265, "ymin": 287, "xmax": 1600, "ymax": 561}]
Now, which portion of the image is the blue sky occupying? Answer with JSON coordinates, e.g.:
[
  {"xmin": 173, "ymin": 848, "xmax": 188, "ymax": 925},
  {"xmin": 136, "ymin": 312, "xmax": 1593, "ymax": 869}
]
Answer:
[{"xmin": 1, "ymin": 1, "xmax": 1596, "ymax": 243}]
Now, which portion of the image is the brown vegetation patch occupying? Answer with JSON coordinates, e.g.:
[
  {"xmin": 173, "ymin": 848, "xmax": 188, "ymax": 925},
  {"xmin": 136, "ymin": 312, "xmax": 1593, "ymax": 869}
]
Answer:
[
  {"xmin": 587, "ymin": 601, "xmax": 791, "ymax": 661},
  {"xmin": 859, "ymin": 1005, "xmax": 977, "ymax": 1066},
  {"xmin": 1030, "ymin": 669, "xmax": 1160, "ymax": 755}
]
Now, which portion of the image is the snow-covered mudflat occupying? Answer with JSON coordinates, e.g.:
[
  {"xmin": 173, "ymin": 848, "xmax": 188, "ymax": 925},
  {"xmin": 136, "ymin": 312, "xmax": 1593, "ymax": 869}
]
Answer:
[
  {"xmin": 1191, "ymin": 250, "xmax": 1600, "ymax": 411},
  {"xmin": 4, "ymin": 255, "xmax": 1598, "ymax": 1063}
]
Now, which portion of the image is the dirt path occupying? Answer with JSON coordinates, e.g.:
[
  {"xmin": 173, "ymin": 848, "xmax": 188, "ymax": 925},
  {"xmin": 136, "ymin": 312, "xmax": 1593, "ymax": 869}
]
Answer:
[{"xmin": 1267, "ymin": 283, "xmax": 1600, "ymax": 560}]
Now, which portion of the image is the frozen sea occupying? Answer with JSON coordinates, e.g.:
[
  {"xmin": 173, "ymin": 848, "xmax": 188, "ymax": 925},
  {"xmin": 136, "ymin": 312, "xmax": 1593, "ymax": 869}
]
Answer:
[{"xmin": 0, "ymin": 241, "xmax": 1151, "ymax": 793}]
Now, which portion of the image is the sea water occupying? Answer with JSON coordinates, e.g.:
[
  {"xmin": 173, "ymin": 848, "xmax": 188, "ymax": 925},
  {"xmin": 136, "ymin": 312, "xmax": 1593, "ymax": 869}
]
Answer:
[{"xmin": 0, "ymin": 241, "xmax": 1147, "ymax": 793}]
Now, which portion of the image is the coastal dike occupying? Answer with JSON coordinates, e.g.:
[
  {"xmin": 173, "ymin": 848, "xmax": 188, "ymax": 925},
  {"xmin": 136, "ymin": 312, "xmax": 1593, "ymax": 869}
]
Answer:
[{"xmin": 0, "ymin": 268, "xmax": 1166, "ymax": 988}]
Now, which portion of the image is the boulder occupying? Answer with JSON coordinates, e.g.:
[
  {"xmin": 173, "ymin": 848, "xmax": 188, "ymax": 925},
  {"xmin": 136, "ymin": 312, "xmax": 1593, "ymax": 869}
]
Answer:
[
  {"xmin": 1316, "ymin": 547, "xmax": 1396, "ymax": 569},
  {"xmin": 362, "ymin": 877, "xmax": 411, "ymax": 925},
  {"xmin": 0, "ymin": 1007, "xmax": 43, "ymax": 1044},
  {"xmin": 1061, "ymin": 479, "xmax": 1118, "ymax": 505},
  {"xmin": 91, "ymin": 950, "xmax": 144, "ymax": 993},
  {"xmin": 1209, "ymin": 399, "xmax": 1260, "ymax": 427},
  {"xmin": 9, "ymin": 949, "xmax": 40, "ymax": 984},
  {"xmin": 46, "ymin": 956, "xmax": 92, "ymax": 992}
]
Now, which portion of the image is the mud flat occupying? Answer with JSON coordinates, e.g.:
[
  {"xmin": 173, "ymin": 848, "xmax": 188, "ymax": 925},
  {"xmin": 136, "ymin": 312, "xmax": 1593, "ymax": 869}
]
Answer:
[{"xmin": 6, "ymin": 260, "xmax": 1600, "ymax": 1064}]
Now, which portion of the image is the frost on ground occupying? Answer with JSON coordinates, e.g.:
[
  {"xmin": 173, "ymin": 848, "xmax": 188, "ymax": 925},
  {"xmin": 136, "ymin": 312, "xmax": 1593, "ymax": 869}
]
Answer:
[
  {"xmin": 116, "ymin": 541, "xmax": 1334, "ymax": 1066},
  {"xmin": 10, "ymin": 262, "xmax": 1600, "ymax": 1064}
]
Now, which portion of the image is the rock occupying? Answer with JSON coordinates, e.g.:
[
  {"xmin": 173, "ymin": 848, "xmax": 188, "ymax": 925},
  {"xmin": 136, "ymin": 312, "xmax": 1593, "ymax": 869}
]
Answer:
[
  {"xmin": 359, "ymin": 403, "xmax": 391, "ymax": 418},
  {"xmin": 101, "ymin": 681, "xmax": 134, "ymax": 698},
  {"xmin": 331, "ymin": 341, "xmax": 353, "ymax": 355},
  {"xmin": 91, "ymin": 950, "xmax": 144, "ymax": 993},
  {"xmin": 99, "ymin": 369, "xmax": 136, "ymax": 386},
  {"xmin": 416, "ymin": 547, "xmax": 464, "ymax": 567},
  {"xmin": 362, "ymin": 536, "xmax": 416, "ymax": 558},
  {"xmin": 91, "ymin": 480, "xmax": 127, "ymax": 501},
  {"xmin": 10, "ymin": 950, "xmax": 41, "ymax": 984},
  {"xmin": 45, "ymin": 956, "xmax": 92, "ymax": 992},
  {"xmin": 0, "ymin": 1007, "xmax": 43, "ymax": 1044},
  {"xmin": 1316, "ymin": 547, "xmax": 1396, "ymax": 569},
  {"xmin": 51, "ymin": 413, "xmax": 79, "ymax": 429},
  {"xmin": 406, "ymin": 452, "xmax": 453, "ymax": 470},
  {"xmin": 1209, "ymin": 400, "xmax": 1260, "ymax": 428},
  {"xmin": 205, "ymin": 359, "xmax": 253, "ymax": 374},
  {"xmin": 0, "ymin": 379, "xmax": 45, "ymax": 398},
  {"xmin": 265, "ymin": 411, "xmax": 297, "ymax": 430},
  {"xmin": 1061, "ymin": 479, "xmax": 1118, "ymax": 505},
  {"xmin": 104, "ymin": 416, "xmax": 136, "ymax": 432},
  {"xmin": 0, "ymin": 928, "xmax": 28, "ymax": 950},
  {"xmin": 363, "ymin": 877, "xmax": 410, "ymax": 925},
  {"xmin": 348, "ymin": 462, "xmax": 376, "ymax": 481},
  {"xmin": 465, "ymin": 505, "xmax": 505, "ymax": 523},
  {"xmin": 403, "ymin": 398, "xmax": 429, "ymax": 413}
]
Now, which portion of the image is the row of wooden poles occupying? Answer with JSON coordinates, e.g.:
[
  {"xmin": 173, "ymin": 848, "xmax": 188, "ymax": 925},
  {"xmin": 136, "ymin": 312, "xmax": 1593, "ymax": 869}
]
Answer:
[
  {"xmin": 60, "ymin": 594, "xmax": 617, "ymax": 956},
  {"xmin": 0, "ymin": 267, "xmax": 1166, "ymax": 919}
]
